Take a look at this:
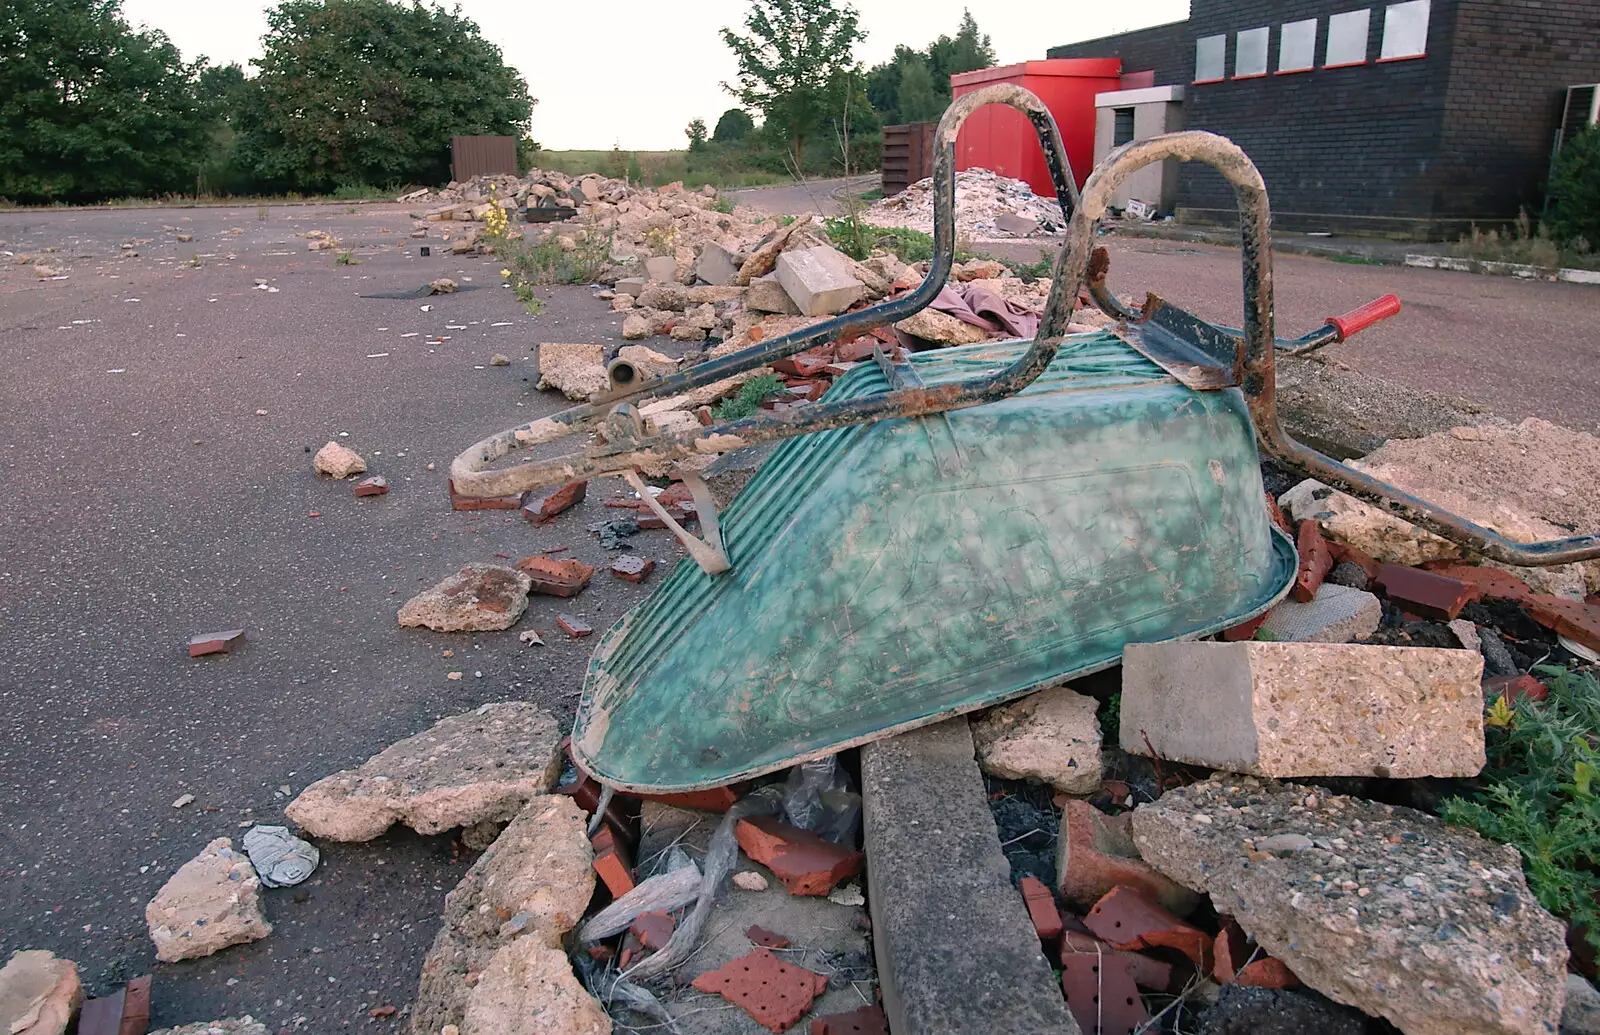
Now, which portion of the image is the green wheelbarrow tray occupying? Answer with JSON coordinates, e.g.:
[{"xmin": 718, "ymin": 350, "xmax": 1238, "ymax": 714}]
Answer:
[
  {"xmin": 572, "ymin": 332, "xmax": 1297, "ymax": 791},
  {"xmin": 450, "ymin": 86, "xmax": 1600, "ymax": 792}
]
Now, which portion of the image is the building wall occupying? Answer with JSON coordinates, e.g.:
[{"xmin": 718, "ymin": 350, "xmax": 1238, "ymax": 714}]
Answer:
[
  {"xmin": 1437, "ymin": 0, "xmax": 1600, "ymax": 221},
  {"xmin": 1048, "ymin": 21, "xmax": 1192, "ymax": 84}
]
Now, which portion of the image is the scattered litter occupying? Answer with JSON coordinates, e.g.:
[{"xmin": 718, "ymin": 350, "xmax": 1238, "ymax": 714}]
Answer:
[
  {"xmin": 490, "ymin": 321, "xmax": 513, "ymax": 327},
  {"xmin": 826, "ymin": 883, "xmax": 865, "ymax": 906},
  {"xmin": 254, "ymin": 409, "xmax": 268, "ymax": 416},
  {"xmin": 419, "ymin": 304, "xmax": 432, "ymax": 312},
  {"xmin": 400, "ymin": 332, "xmax": 419, "ymax": 337},
  {"xmin": 188, "ymin": 629, "xmax": 245, "ymax": 657},
  {"xmin": 732, "ymin": 870, "xmax": 769, "ymax": 892},
  {"xmin": 489, "ymin": 353, "xmax": 510, "ymax": 366},
  {"xmin": 589, "ymin": 515, "xmax": 639, "ymax": 550},
  {"xmin": 172, "ymin": 794, "xmax": 196, "ymax": 809},
  {"xmin": 446, "ymin": 671, "xmax": 463, "ymax": 681},
  {"xmin": 518, "ymin": 629, "xmax": 545, "ymax": 647},
  {"xmin": 365, "ymin": 352, "xmax": 390, "ymax": 358},
  {"xmin": 241, "ymin": 825, "xmax": 320, "ymax": 887},
  {"xmin": 107, "ymin": 368, "xmax": 126, "ymax": 374},
  {"xmin": 864, "ymin": 167, "xmax": 1066, "ymax": 238}
]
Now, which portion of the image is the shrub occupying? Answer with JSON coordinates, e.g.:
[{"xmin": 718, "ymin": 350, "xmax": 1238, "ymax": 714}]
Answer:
[{"xmin": 1547, "ymin": 127, "xmax": 1600, "ymax": 248}]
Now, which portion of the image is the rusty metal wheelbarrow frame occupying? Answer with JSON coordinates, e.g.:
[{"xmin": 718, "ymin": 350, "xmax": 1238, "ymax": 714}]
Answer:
[{"xmin": 452, "ymin": 84, "xmax": 1600, "ymax": 570}]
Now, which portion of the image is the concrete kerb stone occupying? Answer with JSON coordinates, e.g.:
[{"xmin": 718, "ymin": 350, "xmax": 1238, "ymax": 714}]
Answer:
[
  {"xmin": 775, "ymin": 246, "xmax": 865, "ymax": 317},
  {"xmin": 861, "ymin": 719, "xmax": 1081, "ymax": 1035}
]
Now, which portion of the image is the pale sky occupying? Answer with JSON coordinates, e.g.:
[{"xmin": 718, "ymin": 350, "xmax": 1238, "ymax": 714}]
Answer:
[{"xmin": 121, "ymin": 1, "xmax": 1190, "ymax": 151}]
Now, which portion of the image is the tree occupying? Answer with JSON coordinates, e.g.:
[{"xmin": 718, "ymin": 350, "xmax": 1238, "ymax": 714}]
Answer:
[
  {"xmin": 720, "ymin": 0, "xmax": 866, "ymax": 169},
  {"xmin": 1547, "ymin": 128, "xmax": 1600, "ymax": 248},
  {"xmin": 0, "ymin": 0, "xmax": 213, "ymax": 201},
  {"xmin": 237, "ymin": 0, "xmax": 534, "ymax": 192},
  {"xmin": 686, "ymin": 118, "xmax": 709, "ymax": 152},
  {"xmin": 713, "ymin": 108, "xmax": 755, "ymax": 144},
  {"xmin": 927, "ymin": 9, "xmax": 995, "ymax": 84},
  {"xmin": 864, "ymin": 10, "xmax": 995, "ymax": 127},
  {"xmin": 895, "ymin": 55, "xmax": 943, "ymax": 123}
]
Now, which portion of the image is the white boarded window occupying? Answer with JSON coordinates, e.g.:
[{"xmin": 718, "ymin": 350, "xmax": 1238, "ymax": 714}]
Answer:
[
  {"xmin": 1234, "ymin": 27, "xmax": 1270, "ymax": 78},
  {"xmin": 1380, "ymin": 0, "xmax": 1430, "ymax": 60},
  {"xmin": 1325, "ymin": 9, "xmax": 1371, "ymax": 67},
  {"xmin": 1279, "ymin": 19, "xmax": 1317, "ymax": 72},
  {"xmin": 1195, "ymin": 34, "xmax": 1226, "ymax": 83}
]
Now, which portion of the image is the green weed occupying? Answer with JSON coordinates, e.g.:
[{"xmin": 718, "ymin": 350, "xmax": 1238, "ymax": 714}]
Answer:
[
  {"xmin": 334, "ymin": 251, "xmax": 360, "ymax": 265},
  {"xmin": 712, "ymin": 374, "xmax": 784, "ymax": 421}
]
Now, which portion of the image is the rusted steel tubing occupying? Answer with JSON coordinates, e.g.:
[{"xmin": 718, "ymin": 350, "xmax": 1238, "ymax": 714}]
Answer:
[
  {"xmin": 1077, "ymin": 132, "xmax": 1600, "ymax": 567},
  {"xmin": 451, "ymin": 84, "xmax": 1081, "ymax": 499}
]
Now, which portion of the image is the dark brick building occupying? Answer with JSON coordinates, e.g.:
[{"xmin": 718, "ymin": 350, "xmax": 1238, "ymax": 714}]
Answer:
[{"xmin": 1049, "ymin": 1, "xmax": 1600, "ymax": 238}]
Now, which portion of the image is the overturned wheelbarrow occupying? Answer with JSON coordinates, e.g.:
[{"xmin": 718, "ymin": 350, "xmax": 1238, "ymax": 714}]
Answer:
[{"xmin": 452, "ymin": 85, "xmax": 1600, "ymax": 792}]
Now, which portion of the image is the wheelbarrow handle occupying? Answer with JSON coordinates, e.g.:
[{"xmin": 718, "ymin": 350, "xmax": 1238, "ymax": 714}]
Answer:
[
  {"xmin": 1067, "ymin": 132, "xmax": 1600, "ymax": 568},
  {"xmin": 450, "ymin": 83, "xmax": 1081, "ymax": 502}
]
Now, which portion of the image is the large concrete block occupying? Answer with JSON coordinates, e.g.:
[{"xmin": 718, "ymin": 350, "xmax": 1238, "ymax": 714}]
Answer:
[
  {"xmin": 862, "ymin": 719, "xmax": 1080, "ymax": 1035},
  {"xmin": 643, "ymin": 255, "xmax": 677, "ymax": 284},
  {"xmin": 775, "ymin": 246, "xmax": 865, "ymax": 317},
  {"xmin": 694, "ymin": 241, "xmax": 740, "ymax": 286},
  {"xmin": 1121, "ymin": 641, "xmax": 1484, "ymax": 778}
]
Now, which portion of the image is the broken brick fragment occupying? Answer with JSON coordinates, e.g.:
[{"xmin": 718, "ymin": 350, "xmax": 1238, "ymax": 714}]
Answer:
[
  {"xmin": 1327, "ymin": 539, "xmax": 1381, "ymax": 580},
  {"xmin": 636, "ymin": 785, "xmax": 741, "ymax": 812},
  {"xmin": 735, "ymin": 816, "xmax": 864, "ymax": 896},
  {"xmin": 515, "ymin": 555, "xmax": 595, "ymax": 597},
  {"xmin": 610, "ymin": 555, "xmax": 656, "ymax": 583},
  {"xmin": 1293, "ymin": 520, "xmax": 1334, "ymax": 603},
  {"xmin": 590, "ymin": 825, "xmax": 635, "ymax": 897},
  {"xmin": 1236, "ymin": 957, "xmax": 1300, "ymax": 988},
  {"xmin": 557, "ymin": 614, "xmax": 594, "ymax": 638},
  {"xmin": 1061, "ymin": 929, "xmax": 1174, "ymax": 992},
  {"xmin": 520, "ymin": 479, "xmax": 587, "ymax": 524},
  {"xmin": 1525, "ymin": 594, "xmax": 1600, "ymax": 652},
  {"xmin": 1061, "ymin": 952, "xmax": 1149, "ymax": 1035},
  {"xmin": 1084, "ymin": 885, "xmax": 1213, "ymax": 972},
  {"xmin": 631, "ymin": 910, "xmax": 676, "ymax": 950},
  {"xmin": 1019, "ymin": 876, "xmax": 1063, "ymax": 942},
  {"xmin": 1057, "ymin": 799, "xmax": 1199, "ymax": 916},
  {"xmin": 78, "ymin": 973, "xmax": 152, "ymax": 1035},
  {"xmin": 1221, "ymin": 612, "xmax": 1269, "ymax": 642},
  {"xmin": 449, "ymin": 479, "xmax": 520, "ymax": 511},
  {"xmin": 1420, "ymin": 562, "xmax": 1533, "ymax": 604},
  {"xmin": 772, "ymin": 346, "xmax": 836, "ymax": 378},
  {"xmin": 745, "ymin": 924, "xmax": 791, "ymax": 948},
  {"xmin": 1264, "ymin": 492, "xmax": 1293, "ymax": 535},
  {"xmin": 1373, "ymin": 563, "xmax": 1477, "ymax": 621},
  {"xmin": 1212, "ymin": 915, "xmax": 1250, "ymax": 983},
  {"xmin": 353, "ymin": 475, "xmax": 388, "ymax": 497},
  {"xmin": 692, "ymin": 948, "xmax": 828, "ymax": 1033},
  {"xmin": 1483, "ymin": 672, "xmax": 1549, "ymax": 704},
  {"xmin": 809, "ymin": 1005, "xmax": 887, "ymax": 1035},
  {"xmin": 188, "ymin": 629, "xmax": 245, "ymax": 657}
]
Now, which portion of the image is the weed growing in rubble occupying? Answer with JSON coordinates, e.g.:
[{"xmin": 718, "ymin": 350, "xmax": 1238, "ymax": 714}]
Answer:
[
  {"xmin": 256, "ymin": 205, "xmax": 268, "ymax": 221},
  {"xmin": 642, "ymin": 225, "xmax": 677, "ymax": 256},
  {"xmin": 334, "ymin": 251, "xmax": 360, "ymax": 266},
  {"xmin": 824, "ymin": 210, "xmax": 935, "ymax": 266},
  {"xmin": 1441, "ymin": 665, "xmax": 1600, "ymax": 950},
  {"xmin": 712, "ymin": 374, "xmax": 784, "ymax": 421},
  {"xmin": 186, "ymin": 254, "xmax": 202, "ymax": 268},
  {"xmin": 712, "ymin": 193, "xmax": 736, "ymax": 215}
]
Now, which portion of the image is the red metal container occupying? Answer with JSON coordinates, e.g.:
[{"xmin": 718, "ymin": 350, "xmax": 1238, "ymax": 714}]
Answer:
[{"xmin": 951, "ymin": 59, "xmax": 1123, "ymax": 195}]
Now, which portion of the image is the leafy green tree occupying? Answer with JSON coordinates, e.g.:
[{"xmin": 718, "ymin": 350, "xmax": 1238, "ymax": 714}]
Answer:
[
  {"xmin": 0, "ymin": 0, "xmax": 212, "ymax": 201},
  {"xmin": 864, "ymin": 10, "xmax": 995, "ymax": 126},
  {"xmin": 927, "ymin": 10, "xmax": 995, "ymax": 85},
  {"xmin": 720, "ymin": 0, "xmax": 866, "ymax": 169},
  {"xmin": 1547, "ymin": 128, "xmax": 1600, "ymax": 248},
  {"xmin": 686, "ymin": 118, "xmax": 709, "ymax": 152},
  {"xmin": 895, "ymin": 55, "xmax": 943, "ymax": 123},
  {"xmin": 713, "ymin": 108, "xmax": 755, "ymax": 144},
  {"xmin": 238, "ymin": 0, "xmax": 533, "ymax": 192}
]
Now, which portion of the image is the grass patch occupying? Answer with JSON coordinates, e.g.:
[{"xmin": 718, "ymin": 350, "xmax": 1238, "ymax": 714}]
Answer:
[
  {"xmin": 1442, "ymin": 665, "xmax": 1600, "ymax": 950},
  {"xmin": 824, "ymin": 207, "xmax": 935, "ymax": 265},
  {"xmin": 712, "ymin": 374, "xmax": 784, "ymax": 421},
  {"xmin": 334, "ymin": 251, "xmax": 360, "ymax": 266},
  {"xmin": 489, "ymin": 218, "xmax": 613, "ymax": 315},
  {"xmin": 534, "ymin": 150, "xmax": 790, "ymax": 190},
  {"xmin": 1449, "ymin": 209, "xmax": 1600, "ymax": 271}
]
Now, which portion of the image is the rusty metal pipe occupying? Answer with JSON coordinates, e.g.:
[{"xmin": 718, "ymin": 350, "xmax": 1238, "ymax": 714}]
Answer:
[
  {"xmin": 1073, "ymin": 132, "xmax": 1600, "ymax": 568},
  {"xmin": 450, "ymin": 84, "xmax": 1081, "ymax": 499}
]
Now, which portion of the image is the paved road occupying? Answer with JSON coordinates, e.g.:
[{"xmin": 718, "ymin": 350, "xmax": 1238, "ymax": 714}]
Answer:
[
  {"xmin": 0, "ymin": 203, "xmax": 674, "ymax": 1030},
  {"xmin": 726, "ymin": 174, "xmax": 878, "ymax": 219}
]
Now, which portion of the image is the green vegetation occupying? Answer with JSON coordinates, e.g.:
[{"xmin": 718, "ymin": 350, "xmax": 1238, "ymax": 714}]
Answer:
[
  {"xmin": 491, "ymin": 218, "xmax": 613, "ymax": 305},
  {"xmin": 864, "ymin": 11, "xmax": 995, "ymax": 127},
  {"xmin": 1442, "ymin": 666, "xmax": 1600, "ymax": 951},
  {"xmin": 823, "ymin": 208, "xmax": 933, "ymax": 264},
  {"xmin": 1450, "ymin": 204, "xmax": 1599, "ymax": 272},
  {"xmin": 1547, "ymin": 127, "xmax": 1600, "ymax": 249},
  {"xmin": 713, "ymin": 374, "xmax": 785, "ymax": 421}
]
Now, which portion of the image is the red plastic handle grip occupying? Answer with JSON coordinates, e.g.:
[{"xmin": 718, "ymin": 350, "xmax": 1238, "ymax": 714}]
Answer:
[{"xmin": 1326, "ymin": 293, "xmax": 1402, "ymax": 341}]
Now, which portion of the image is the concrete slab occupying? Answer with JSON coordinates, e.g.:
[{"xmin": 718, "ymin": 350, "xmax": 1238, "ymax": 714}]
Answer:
[{"xmin": 862, "ymin": 719, "xmax": 1080, "ymax": 1035}]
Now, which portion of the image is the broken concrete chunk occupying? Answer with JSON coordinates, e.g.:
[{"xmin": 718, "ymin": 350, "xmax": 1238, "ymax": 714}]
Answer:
[
  {"xmin": 1257, "ymin": 583, "xmax": 1381, "ymax": 643},
  {"xmin": 397, "ymin": 564, "xmax": 531, "ymax": 633},
  {"xmin": 995, "ymin": 211, "xmax": 1040, "ymax": 236},
  {"xmin": 0, "ymin": 950, "xmax": 82, "ymax": 1035},
  {"xmin": 895, "ymin": 308, "xmax": 989, "ymax": 347},
  {"xmin": 745, "ymin": 273, "xmax": 801, "ymax": 315},
  {"xmin": 614, "ymin": 276, "xmax": 646, "ymax": 297},
  {"xmin": 736, "ymin": 216, "xmax": 811, "ymax": 285},
  {"xmin": 643, "ymin": 254, "xmax": 677, "ymax": 283},
  {"xmin": 149, "ymin": 1021, "xmax": 268, "ymax": 1035},
  {"xmin": 695, "ymin": 241, "xmax": 740, "ymax": 286},
  {"xmin": 312, "ymin": 441, "xmax": 366, "ymax": 478},
  {"xmin": 535, "ymin": 342, "xmax": 608, "ymax": 400},
  {"xmin": 1121, "ymin": 641, "xmax": 1484, "ymax": 778},
  {"xmin": 621, "ymin": 314, "xmax": 651, "ymax": 339},
  {"xmin": 411, "ymin": 797, "xmax": 595, "ymax": 1035},
  {"xmin": 615, "ymin": 344, "xmax": 676, "ymax": 379},
  {"xmin": 775, "ymin": 245, "xmax": 865, "ymax": 317},
  {"xmin": 488, "ymin": 353, "xmax": 511, "ymax": 366},
  {"xmin": 1132, "ymin": 776, "xmax": 1568, "ymax": 1035},
  {"xmin": 188, "ymin": 629, "xmax": 245, "ymax": 657},
  {"xmin": 285, "ymin": 702, "xmax": 562, "ymax": 840},
  {"xmin": 970, "ymin": 686, "xmax": 1102, "ymax": 795},
  {"xmin": 1565, "ymin": 974, "xmax": 1600, "ymax": 1035},
  {"xmin": 1056, "ymin": 798, "xmax": 1199, "ymax": 916},
  {"xmin": 459, "ymin": 938, "xmax": 611, "ymax": 1035},
  {"xmin": 146, "ymin": 838, "xmax": 271, "ymax": 962}
]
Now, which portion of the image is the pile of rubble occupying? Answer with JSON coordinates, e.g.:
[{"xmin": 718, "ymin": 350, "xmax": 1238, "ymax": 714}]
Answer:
[{"xmin": 862, "ymin": 167, "xmax": 1067, "ymax": 238}]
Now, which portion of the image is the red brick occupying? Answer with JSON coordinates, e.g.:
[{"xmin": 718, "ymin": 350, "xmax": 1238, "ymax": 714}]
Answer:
[
  {"xmin": 520, "ymin": 479, "xmax": 588, "ymax": 524},
  {"xmin": 1084, "ymin": 886, "xmax": 1213, "ymax": 972},
  {"xmin": 449, "ymin": 479, "xmax": 520, "ymax": 510},
  {"xmin": 353, "ymin": 475, "xmax": 389, "ymax": 497},
  {"xmin": 557, "ymin": 614, "xmax": 594, "ymax": 638},
  {"xmin": 735, "ymin": 816, "xmax": 864, "ymax": 896},
  {"xmin": 1264, "ymin": 492, "xmax": 1293, "ymax": 535},
  {"xmin": 631, "ymin": 910, "xmax": 676, "ymax": 950},
  {"xmin": 188, "ymin": 629, "xmax": 244, "ymax": 657},
  {"xmin": 1327, "ymin": 540, "xmax": 1381, "ymax": 580},
  {"xmin": 555, "ymin": 774, "xmax": 637, "ymax": 845},
  {"xmin": 810, "ymin": 1005, "xmax": 887, "ymax": 1035},
  {"xmin": 772, "ymin": 347, "xmax": 836, "ymax": 378},
  {"xmin": 1222, "ymin": 612, "xmax": 1269, "ymax": 642},
  {"xmin": 1061, "ymin": 952, "xmax": 1149, "ymax": 1035},
  {"xmin": 1236, "ymin": 957, "xmax": 1300, "ymax": 989},
  {"xmin": 745, "ymin": 924, "xmax": 792, "ymax": 948},
  {"xmin": 1019, "ymin": 876, "xmax": 1064, "ymax": 942},
  {"xmin": 610, "ymin": 555, "xmax": 656, "ymax": 583},
  {"xmin": 1421, "ymin": 562, "xmax": 1533, "ymax": 603},
  {"xmin": 1212, "ymin": 915, "xmax": 1250, "ymax": 983},
  {"xmin": 591, "ymin": 826, "xmax": 635, "ymax": 897},
  {"xmin": 696, "ymin": 406, "xmax": 715, "ymax": 425},
  {"xmin": 1293, "ymin": 520, "xmax": 1334, "ymax": 603},
  {"xmin": 1058, "ymin": 800, "xmax": 1199, "ymax": 916},
  {"xmin": 1061, "ymin": 930, "xmax": 1174, "ymax": 992},
  {"xmin": 1374, "ymin": 563, "xmax": 1478, "ymax": 621},
  {"xmin": 692, "ymin": 948, "xmax": 828, "ymax": 1033},
  {"xmin": 515, "ymin": 555, "xmax": 595, "ymax": 597},
  {"xmin": 121, "ymin": 975, "xmax": 151, "ymax": 1035},
  {"xmin": 617, "ymin": 928, "xmax": 645, "ymax": 969},
  {"xmin": 822, "ymin": 361, "xmax": 861, "ymax": 377},
  {"xmin": 1525, "ymin": 595, "xmax": 1600, "ymax": 652},
  {"xmin": 636, "ymin": 785, "xmax": 741, "ymax": 812},
  {"xmin": 1484, "ymin": 673, "xmax": 1549, "ymax": 704}
]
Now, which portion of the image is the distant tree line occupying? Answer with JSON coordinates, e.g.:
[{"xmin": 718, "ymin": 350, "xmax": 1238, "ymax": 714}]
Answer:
[{"xmin": 0, "ymin": 0, "xmax": 533, "ymax": 203}]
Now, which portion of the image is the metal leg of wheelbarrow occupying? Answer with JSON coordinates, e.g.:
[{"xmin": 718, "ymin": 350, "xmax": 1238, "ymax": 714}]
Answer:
[{"xmin": 862, "ymin": 720, "xmax": 1077, "ymax": 1035}]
